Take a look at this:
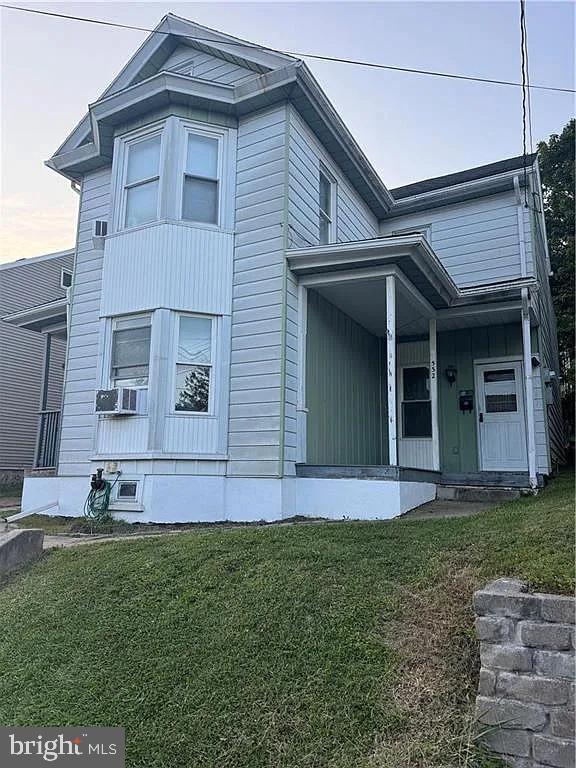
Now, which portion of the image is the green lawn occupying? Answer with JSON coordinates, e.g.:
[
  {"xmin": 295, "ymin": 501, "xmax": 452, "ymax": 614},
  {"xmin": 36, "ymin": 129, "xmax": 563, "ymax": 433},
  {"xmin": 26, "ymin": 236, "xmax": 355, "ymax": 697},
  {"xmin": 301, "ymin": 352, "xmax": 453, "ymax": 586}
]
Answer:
[{"xmin": 0, "ymin": 473, "xmax": 573, "ymax": 768}]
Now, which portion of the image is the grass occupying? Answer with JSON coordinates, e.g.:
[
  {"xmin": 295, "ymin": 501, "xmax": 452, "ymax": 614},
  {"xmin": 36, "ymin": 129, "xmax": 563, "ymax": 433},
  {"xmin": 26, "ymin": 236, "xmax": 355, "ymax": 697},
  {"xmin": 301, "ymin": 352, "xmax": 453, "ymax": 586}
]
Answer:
[{"xmin": 0, "ymin": 472, "xmax": 572, "ymax": 768}]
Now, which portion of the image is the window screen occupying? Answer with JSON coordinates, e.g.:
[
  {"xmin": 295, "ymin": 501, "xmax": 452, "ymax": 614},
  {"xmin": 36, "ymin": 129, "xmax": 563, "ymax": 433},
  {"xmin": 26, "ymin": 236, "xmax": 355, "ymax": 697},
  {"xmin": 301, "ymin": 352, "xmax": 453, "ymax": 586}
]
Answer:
[
  {"xmin": 484, "ymin": 369, "xmax": 518, "ymax": 413},
  {"xmin": 111, "ymin": 315, "xmax": 151, "ymax": 387},
  {"xmin": 123, "ymin": 135, "xmax": 161, "ymax": 228},
  {"xmin": 182, "ymin": 133, "xmax": 219, "ymax": 224}
]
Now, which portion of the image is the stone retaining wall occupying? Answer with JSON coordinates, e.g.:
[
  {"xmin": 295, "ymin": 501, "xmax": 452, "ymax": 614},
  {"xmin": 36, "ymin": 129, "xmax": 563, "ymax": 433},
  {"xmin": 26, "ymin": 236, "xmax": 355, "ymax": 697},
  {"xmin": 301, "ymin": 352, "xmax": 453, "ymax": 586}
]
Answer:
[{"xmin": 474, "ymin": 578, "xmax": 575, "ymax": 768}]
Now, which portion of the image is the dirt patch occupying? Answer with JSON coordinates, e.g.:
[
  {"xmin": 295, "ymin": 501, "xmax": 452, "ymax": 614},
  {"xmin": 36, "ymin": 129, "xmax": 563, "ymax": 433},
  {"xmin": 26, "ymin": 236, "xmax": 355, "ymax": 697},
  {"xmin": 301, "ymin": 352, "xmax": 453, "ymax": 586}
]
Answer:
[{"xmin": 371, "ymin": 568, "xmax": 498, "ymax": 768}]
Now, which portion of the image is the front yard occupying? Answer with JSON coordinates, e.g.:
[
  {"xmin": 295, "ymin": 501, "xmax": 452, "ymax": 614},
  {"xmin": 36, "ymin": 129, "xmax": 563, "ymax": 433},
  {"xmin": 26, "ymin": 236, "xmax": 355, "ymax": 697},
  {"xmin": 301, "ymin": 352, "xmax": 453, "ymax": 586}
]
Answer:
[{"xmin": 0, "ymin": 473, "xmax": 573, "ymax": 767}]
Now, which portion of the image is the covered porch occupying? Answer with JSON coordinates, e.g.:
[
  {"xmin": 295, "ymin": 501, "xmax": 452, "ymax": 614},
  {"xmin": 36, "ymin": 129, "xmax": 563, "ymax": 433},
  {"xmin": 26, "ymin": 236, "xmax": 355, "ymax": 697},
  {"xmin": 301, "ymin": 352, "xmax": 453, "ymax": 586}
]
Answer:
[
  {"xmin": 2, "ymin": 298, "xmax": 68, "ymax": 471},
  {"xmin": 289, "ymin": 234, "xmax": 541, "ymax": 490}
]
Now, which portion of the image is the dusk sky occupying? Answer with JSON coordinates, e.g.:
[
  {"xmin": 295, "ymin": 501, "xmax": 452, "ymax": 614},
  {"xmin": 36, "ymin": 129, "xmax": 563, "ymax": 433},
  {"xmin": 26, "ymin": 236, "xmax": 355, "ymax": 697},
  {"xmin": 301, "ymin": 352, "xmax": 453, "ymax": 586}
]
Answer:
[{"xmin": 0, "ymin": 1, "xmax": 574, "ymax": 263}]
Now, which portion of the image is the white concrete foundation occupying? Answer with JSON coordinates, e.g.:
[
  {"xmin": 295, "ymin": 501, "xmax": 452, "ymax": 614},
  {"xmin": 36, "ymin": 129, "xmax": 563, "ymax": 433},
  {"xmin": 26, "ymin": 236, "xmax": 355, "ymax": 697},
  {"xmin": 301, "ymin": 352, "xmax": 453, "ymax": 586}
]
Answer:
[{"xmin": 21, "ymin": 475, "xmax": 436, "ymax": 523}]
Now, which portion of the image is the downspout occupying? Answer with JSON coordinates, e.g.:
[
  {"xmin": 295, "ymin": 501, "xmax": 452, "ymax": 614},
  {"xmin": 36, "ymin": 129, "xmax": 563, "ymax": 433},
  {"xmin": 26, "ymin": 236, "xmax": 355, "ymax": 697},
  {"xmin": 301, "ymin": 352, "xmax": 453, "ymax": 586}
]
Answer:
[
  {"xmin": 514, "ymin": 175, "xmax": 528, "ymax": 278},
  {"xmin": 521, "ymin": 287, "xmax": 538, "ymax": 489}
]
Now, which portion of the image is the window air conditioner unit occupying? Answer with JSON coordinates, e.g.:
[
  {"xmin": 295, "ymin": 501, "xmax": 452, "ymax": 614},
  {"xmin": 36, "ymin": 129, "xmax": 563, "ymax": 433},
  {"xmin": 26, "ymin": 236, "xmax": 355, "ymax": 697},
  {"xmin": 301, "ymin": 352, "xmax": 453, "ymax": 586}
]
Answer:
[
  {"xmin": 92, "ymin": 220, "xmax": 108, "ymax": 249},
  {"xmin": 95, "ymin": 388, "xmax": 137, "ymax": 416}
]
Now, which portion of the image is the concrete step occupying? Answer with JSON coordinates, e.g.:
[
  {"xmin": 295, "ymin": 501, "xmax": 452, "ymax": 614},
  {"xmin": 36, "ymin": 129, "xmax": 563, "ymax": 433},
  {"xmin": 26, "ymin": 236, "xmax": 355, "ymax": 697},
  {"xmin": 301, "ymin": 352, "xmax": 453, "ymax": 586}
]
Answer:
[{"xmin": 436, "ymin": 485, "xmax": 522, "ymax": 503}]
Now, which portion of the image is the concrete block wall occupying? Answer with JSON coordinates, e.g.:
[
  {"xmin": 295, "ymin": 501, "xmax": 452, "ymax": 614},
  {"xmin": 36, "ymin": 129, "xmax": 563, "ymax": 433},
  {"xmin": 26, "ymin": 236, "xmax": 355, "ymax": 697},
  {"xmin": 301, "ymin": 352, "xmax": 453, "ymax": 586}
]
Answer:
[{"xmin": 474, "ymin": 578, "xmax": 575, "ymax": 768}]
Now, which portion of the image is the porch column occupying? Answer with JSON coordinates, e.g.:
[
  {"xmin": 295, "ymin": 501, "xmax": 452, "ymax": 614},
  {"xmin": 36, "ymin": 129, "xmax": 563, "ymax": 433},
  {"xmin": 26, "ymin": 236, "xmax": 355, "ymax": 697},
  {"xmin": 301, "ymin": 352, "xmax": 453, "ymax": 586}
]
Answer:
[
  {"xmin": 386, "ymin": 275, "xmax": 397, "ymax": 465},
  {"xmin": 521, "ymin": 288, "xmax": 538, "ymax": 488},
  {"xmin": 33, "ymin": 333, "xmax": 51, "ymax": 468},
  {"xmin": 429, "ymin": 318, "xmax": 440, "ymax": 471}
]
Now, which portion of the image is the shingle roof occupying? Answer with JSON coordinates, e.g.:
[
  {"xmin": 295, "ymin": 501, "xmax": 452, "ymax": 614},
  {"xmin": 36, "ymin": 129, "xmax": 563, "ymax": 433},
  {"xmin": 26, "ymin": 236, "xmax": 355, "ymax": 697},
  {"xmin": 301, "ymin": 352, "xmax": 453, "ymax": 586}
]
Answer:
[{"xmin": 390, "ymin": 153, "xmax": 538, "ymax": 200}]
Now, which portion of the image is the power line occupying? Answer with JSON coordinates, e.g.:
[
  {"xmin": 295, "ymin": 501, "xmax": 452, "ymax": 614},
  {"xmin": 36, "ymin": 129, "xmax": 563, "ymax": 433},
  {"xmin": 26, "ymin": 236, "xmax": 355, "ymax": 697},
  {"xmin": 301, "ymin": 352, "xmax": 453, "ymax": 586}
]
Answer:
[
  {"xmin": 1, "ymin": 2, "xmax": 574, "ymax": 94},
  {"xmin": 519, "ymin": 0, "xmax": 531, "ymax": 207}
]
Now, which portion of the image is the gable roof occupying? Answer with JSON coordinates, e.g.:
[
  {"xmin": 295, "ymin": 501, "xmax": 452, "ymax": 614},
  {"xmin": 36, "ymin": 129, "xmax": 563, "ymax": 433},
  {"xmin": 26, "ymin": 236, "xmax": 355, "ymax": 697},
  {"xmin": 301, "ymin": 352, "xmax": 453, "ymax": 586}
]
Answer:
[
  {"xmin": 47, "ymin": 14, "xmax": 394, "ymax": 217},
  {"xmin": 55, "ymin": 13, "xmax": 297, "ymax": 157},
  {"xmin": 391, "ymin": 153, "xmax": 538, "ymax": 200}
]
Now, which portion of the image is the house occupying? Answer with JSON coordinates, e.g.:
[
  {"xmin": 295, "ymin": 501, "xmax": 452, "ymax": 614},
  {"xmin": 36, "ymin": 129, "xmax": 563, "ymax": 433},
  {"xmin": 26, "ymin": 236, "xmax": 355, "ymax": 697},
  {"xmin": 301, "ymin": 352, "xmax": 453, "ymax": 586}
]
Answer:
[
  {"xmin": 0, "ymin": 250, "xmax": 74, "ymax": 483},
  {"xmin": 21, "ymin": 14, "xmax": 564, "ymax": 521}
]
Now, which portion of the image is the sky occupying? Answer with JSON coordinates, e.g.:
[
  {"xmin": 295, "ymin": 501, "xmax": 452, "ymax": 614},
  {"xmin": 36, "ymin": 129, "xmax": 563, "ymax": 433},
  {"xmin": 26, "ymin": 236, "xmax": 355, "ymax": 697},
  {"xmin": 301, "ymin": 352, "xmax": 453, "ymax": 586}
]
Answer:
[{"xmin": 0, "ymin": 0, "xmax": 574, "ymax": 263}]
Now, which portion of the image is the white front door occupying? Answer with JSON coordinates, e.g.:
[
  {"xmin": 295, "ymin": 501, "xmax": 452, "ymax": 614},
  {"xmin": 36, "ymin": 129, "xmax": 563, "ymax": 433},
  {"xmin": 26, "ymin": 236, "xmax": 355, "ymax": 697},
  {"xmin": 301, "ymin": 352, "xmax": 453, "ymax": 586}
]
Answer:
[{"xmin": 475, "ymin": 360, "xmax": 528, "ymax": 472}]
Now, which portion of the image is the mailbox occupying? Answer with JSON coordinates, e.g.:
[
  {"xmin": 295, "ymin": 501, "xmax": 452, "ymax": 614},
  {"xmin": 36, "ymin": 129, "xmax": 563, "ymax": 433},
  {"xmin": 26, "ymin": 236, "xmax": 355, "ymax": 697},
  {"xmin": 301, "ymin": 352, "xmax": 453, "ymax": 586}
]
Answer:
[{"xmin": 459, "ymin": 390, "xmax": 474, "ymax": 412}]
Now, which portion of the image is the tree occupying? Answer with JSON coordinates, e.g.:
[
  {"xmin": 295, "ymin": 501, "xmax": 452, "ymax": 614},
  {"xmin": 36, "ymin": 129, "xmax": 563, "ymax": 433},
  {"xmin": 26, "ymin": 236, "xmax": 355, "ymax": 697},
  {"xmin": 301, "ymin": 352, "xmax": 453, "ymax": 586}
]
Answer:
[
  {"xmin": 537, "ymin": 119, "xmax": 575, "ymax": 440},
  {"xmin": 175, "ymin": 366, "xmax": 210, "ymax": 412}
]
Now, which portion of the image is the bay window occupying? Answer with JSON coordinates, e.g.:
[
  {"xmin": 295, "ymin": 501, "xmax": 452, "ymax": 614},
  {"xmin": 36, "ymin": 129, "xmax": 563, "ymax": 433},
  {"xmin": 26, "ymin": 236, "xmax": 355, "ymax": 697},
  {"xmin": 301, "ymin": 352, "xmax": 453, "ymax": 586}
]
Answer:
[
  {"xmin": 174, "ymin": 315, "xmax": 213, "ymax": 413},
  {"xmin": 122, "ymin": 134, "xmax": 161, "ymax": 228},
  {"xmin": 111, "ymin": 314, "xmax": 152, "ymax": 387},
  {"xmin": 182, "ymin": 132, "xmax": 219, "ymax": 224},
  {"xmin": 401, "ymin": 366, "xmax": 432, "ymax": 438},
  {"xmin": 115, "ymin": 119, "xmax": 227, "ymax": 231}
]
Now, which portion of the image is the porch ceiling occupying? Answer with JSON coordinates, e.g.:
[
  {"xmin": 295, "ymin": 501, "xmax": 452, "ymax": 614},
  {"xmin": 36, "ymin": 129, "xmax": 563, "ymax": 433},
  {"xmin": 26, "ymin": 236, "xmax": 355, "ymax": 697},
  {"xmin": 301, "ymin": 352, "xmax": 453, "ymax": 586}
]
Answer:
[
  {"xmin": 314, "ymin": 281, "xmax": 524, "ymax": 339},
  {"xmin": 317, "ymin": 277, "xmax": 431, "ymax": 337}
]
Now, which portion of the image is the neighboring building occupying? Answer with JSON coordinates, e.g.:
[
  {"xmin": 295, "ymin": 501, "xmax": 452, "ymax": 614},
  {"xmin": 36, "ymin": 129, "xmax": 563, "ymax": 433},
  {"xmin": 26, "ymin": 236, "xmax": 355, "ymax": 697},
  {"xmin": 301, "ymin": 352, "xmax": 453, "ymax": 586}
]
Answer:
[
  {"xmin": 0, "ymin": 250, "xmax": 74, "ymax": 481},
  {"xmin": 22, "ymin": 15, "xmax": 564, "ymax": 521}
]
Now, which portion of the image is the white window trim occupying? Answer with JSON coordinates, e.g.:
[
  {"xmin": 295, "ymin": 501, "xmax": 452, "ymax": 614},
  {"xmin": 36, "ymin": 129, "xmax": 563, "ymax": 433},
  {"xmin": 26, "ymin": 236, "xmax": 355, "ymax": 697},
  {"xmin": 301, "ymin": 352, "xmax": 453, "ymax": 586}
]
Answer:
[
  {"xmin": 170, "ymin": 311, "xmax": 218, "ymax": 417},
  {"xmin": 109, "ymin": 312, "xmax": 153, "ymax": 391},
  {"xmin": 176, "ymin": 123, "xmax": 224, "ymax": 230},
  {"xmin": 109, "ymin": 476, "xmax": 144, "ymax": 512},
  {"xmin": 319, "ymin": 163, "xmax": 337, "ymax": 245},
  {"xmin": 111, "ymin": 121, "xmax": 167, "ymax": 234},
  {"xmin": 110, "ymin": 117, "xmax": 232, "ymax": 234},
  {"xmin": 60, "ymin": 268, "xmax": 73, "ymax": 289},
  {"xmin": 399, "ymin": 364, "xmax": 432, "ymax": 440}
]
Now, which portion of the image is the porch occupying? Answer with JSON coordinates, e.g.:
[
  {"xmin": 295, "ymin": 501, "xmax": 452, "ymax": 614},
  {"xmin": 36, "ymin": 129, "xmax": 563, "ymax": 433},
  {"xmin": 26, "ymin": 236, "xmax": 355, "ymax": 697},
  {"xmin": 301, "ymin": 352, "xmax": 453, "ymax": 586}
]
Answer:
[
  {"xmin": 288, "ymin": 234, "xmax": 541, "ymax": 489},
  {"xmin": 2, "ymin": 297, "xmax": 68, "ymax": 470}
]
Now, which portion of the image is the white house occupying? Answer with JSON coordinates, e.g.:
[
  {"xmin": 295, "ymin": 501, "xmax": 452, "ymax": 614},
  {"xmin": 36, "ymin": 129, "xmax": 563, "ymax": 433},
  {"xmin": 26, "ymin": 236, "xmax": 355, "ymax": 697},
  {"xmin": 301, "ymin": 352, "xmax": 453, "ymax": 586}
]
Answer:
[{"xmin": 21, "ymin": 14, "xmax": 564, "ymax": 522}]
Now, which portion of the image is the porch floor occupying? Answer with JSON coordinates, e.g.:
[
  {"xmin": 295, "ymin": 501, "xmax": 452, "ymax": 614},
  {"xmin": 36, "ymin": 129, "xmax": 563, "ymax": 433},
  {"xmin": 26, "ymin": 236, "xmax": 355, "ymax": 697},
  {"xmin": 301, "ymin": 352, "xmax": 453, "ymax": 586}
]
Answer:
[{"xmin": 296, "ymin": 465, "xmax": 542, "ymax": 488}]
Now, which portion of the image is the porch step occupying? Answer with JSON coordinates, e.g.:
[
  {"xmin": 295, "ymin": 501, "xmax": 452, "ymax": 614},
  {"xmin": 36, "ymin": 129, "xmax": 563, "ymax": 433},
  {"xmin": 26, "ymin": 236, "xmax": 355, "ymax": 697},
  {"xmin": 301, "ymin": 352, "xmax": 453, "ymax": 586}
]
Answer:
[{"xmin": 436, "ymin": 485, "xmax": 522, "ymax": 503}]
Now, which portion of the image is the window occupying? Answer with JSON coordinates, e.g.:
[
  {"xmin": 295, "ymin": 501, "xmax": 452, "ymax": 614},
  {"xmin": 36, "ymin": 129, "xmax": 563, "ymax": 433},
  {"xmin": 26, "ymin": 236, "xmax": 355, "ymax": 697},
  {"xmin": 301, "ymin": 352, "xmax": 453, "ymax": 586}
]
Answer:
[
  {"xmin": 484, "ymin": 369, "xmax": 518, "ymax": 413},
  {"xmin": 117, "ymin": 481, "xmax": 138, "ymax": 500},
  {"xmin": 111, "ymin": 315, "xmax": 152, "ymax": 387},
  {"xmin": 174, "ymin": 315, "xmax": 213, "ymax": 412},
  {"xmin": 60, "ymin": 269, "xmax": 72, "ymax": 289},
  {"xmin": 182, "ymin": 133, "xmax": 219, "ymax": 224},
  {"xmin": 401, "ymin": 366, "xmax": 432, "ymax": 438},
  {"xmin": 123, "ymin": 134, "xmax": 161, "ymax": 228},
  {"xmin": 319, "ymin": 166, "xmax": 335, "ymax": 245}
]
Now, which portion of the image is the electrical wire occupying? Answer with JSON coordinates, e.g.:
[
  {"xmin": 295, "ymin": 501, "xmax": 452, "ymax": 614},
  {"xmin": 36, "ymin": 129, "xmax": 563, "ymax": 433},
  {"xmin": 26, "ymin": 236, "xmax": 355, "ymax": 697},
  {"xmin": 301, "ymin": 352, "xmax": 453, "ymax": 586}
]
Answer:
[{"xmin": 0, "ymin": 3, "xmax": 574, "ymax": 94}]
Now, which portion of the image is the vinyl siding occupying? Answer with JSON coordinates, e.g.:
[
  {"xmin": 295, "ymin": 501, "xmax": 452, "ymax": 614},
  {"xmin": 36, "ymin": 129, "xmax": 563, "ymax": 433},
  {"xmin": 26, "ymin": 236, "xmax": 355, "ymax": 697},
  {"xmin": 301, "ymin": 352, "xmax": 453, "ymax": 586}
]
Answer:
[
  {"xmin": 306, "ymin": 290, "xmax": 383, "ymax": 465},
  {"xmin": 163, "ymin": 46, "xmax": 258, "ymax": 85},
  {"xmin": 531, "ymin": 205, "xmax": 564, "ymax": 468},
  {"xmin": 228, "ymin": 105, "xmax": 288, "ymax": 477},
  {"xmin": 381, "ymin": 191, "xmax": 532, "ymax": 288},
  {"xmin": 286, "ymin": 105, "xmax": 379, "ymax": 474},
  {"xmin": 0, "ymin": 253, "xmax": 73, "ymax": 471},
  {"xmin": 58, "ymin": 168, "xmax": 110, "ymax": 475}
]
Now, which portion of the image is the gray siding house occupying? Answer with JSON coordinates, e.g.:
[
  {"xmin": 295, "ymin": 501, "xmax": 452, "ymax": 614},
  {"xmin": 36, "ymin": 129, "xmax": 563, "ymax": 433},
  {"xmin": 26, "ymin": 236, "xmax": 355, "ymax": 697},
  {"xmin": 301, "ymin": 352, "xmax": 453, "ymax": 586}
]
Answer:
[
  {"xmin": 22, "ymin": 15, "xmax": 564, "ymax": 521},
  {"xmin": 0, "ymin": 250, "xmax": 73, "ymax": 480}
]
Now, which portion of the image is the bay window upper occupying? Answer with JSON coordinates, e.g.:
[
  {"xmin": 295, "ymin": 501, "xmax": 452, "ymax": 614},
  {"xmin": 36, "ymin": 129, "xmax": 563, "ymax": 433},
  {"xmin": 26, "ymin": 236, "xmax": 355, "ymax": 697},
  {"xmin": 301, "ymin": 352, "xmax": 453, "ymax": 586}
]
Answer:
[
  {"xmin": 122, "ymin": 134, "xmax": 162, "ymax": 228},
  {"xmin": 112, "ymin": 117, "xmax": 230, "ymax": 233}
]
